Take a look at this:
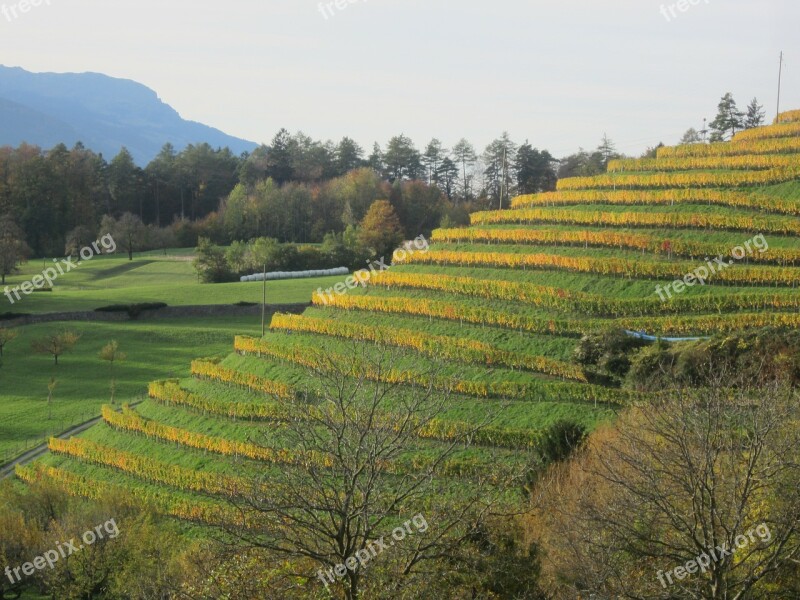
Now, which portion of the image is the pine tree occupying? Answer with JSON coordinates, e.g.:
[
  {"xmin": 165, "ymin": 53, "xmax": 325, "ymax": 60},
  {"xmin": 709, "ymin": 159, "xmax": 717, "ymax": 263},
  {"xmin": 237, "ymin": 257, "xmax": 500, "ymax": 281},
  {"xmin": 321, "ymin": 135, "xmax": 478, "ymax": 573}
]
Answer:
[
  {"xmin": 597, "ymin": 134, "xmax": 619, "ymax": 167},
  {"xmin": 744, "ymin": 98, "xmax": 766, "ymax": 129},
  {"xmin": 709, "ymin": 93, "xmax": 744, "ymax": 142},
  {"xmin": 422, "ymin": 139, "xmax": 446, "ymax": 185}
]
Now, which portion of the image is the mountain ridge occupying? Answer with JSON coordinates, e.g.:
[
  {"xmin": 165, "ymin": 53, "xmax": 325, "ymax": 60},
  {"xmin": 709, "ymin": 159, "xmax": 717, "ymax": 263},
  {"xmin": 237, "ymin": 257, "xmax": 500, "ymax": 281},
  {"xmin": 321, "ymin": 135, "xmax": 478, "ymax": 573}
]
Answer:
[{"xmin": 0, "ymin": 65, "xmax": 259, "ymax": 164}]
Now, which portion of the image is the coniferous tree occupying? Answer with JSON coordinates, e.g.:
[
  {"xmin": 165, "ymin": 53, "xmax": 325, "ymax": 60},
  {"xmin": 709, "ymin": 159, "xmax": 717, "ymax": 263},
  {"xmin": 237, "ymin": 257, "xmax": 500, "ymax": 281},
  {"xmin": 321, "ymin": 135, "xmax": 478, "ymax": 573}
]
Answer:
[
  {"xmin": 709, "ymin": 93, "xmax": 745, "ymax": 141},
  {"xmin": 744, "ymin": 97, "xmax": 766, "ymax": 129},
  {"xmin": 514, "ymin": 143, "xmax": 557, "ymax": 195},
  {"xmin": 265, "ymin": 128, "xmax": 295, "ymax": 184}
]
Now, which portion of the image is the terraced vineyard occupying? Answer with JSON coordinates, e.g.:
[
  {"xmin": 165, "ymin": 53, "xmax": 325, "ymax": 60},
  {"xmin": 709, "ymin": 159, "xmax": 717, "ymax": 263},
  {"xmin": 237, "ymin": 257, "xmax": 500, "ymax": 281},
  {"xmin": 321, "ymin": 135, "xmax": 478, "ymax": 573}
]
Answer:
[{"xmin": 18, "ymin": 111, "xmax": 800, "ymax": 529}]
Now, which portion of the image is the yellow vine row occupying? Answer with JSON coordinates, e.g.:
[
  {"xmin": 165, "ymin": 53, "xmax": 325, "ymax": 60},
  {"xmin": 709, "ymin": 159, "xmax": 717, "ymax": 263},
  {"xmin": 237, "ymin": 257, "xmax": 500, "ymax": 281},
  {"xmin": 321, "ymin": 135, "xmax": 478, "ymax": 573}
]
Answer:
[
  {"xmin": 470, "ymin": 207, "xmax": 800, "ymax": 236},
  {"xmin": 733, "ymin": 122, "xmax": 800, "ymax": 142},
  {"xmin": 368, "ymin": 270, "xmax": 800, "ymax": 317},
  {"xmin": 102, "ymin": 404, "xmax": 334, "ymax": 468},
  {"xmin": 270, "ymin": 313, "xmax": 587, "ymax": 381},
  {"xmin": 510, "ymin": 189, "xmax": 800, "ymax": 216},
  {"xmin": 190, "ymin": 359, "xmax": 295, "ymax": 399},
  {"xmin": 556, "ymin": 168, "xmax": 800, "ymax": 190},
  {"xmin": 237, "ymin": 332, "xmax": 631, "ymax": 406},
  {"xmin": 49, "ymin": 437, "xmax": 244, "ymax": 497},
  {"xmin": 657, "ymin": 138, "xmax": 800, "ymax": 159},
  {"xmin": 776, "ymin": 110, "xmax": 800, "ymax": 124},
  {"xmin": 608, "ymin": 154, "xmax": 800, "ymax": 173},
  {"xmin": 431, "ymin": 227, "xmax": 800, "ymax": 265},
  {"xmin": 14, "ymin": 463, "xmax": 243, "ymax": 527},
  {"xmin": 151, "ymin": 380, "xmax": 544, "ymax": 450},
  {"xmin": 311, "ymin": 291, "xmax": 800, "ymax": 338},
  {"xmin": 398, "ymin": 249, "xmax": 800, "ymax": 287},
  {"xmin": 150, "ymin": 379, "xmax": 292, "ymax": 421}
]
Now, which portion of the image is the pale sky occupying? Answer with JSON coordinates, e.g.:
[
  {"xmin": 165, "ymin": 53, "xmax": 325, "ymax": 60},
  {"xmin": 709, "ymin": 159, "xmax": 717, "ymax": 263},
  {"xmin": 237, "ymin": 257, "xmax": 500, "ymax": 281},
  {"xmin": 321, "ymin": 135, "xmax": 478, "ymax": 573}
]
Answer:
[{"xmin": 0, "ymin": 0, "xmax": 797, "ymax": 158}]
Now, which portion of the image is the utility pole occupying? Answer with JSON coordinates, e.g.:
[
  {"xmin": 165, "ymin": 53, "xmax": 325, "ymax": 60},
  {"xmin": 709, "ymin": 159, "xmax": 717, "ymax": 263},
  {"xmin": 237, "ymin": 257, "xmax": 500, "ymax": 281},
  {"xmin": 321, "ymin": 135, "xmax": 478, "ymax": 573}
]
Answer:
[
  {"xmin": 500, "ymin": 146, "xmax": 507, "ymax": 211},
  {"xmin": 261, "ymin": 264, "xmax": 267, "ymax": 337},
  {"xmin": 777, "ymin": 51, "xmax": 784, "ymax": 121}
]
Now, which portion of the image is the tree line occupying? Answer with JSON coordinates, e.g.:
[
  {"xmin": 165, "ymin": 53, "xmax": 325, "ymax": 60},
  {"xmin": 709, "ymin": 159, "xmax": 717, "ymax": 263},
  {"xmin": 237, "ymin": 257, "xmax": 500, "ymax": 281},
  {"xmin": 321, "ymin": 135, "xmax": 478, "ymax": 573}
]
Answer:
[
  {"xmin": 0, "ymin": 92, "xmax": 770, "ymax": 261},
  {"xmin": 0, "ymin": 130, "xmax": 559, "ymax": 259}
]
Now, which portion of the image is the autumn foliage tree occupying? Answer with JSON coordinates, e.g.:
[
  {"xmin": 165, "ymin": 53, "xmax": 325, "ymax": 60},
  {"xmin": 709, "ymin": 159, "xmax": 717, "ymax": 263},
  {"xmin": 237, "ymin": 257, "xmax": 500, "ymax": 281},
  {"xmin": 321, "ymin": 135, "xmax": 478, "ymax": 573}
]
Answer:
[
  {"xmin": 529, "ymin": 368, "xmax": 800, "ymax": 599},
  {"xmin": 357, "ymin": 199, "xmax": 405, "ymax": 260},
  {"xmin": 30, "ymin": 330, "xmax": 81, "ymax": 365}
]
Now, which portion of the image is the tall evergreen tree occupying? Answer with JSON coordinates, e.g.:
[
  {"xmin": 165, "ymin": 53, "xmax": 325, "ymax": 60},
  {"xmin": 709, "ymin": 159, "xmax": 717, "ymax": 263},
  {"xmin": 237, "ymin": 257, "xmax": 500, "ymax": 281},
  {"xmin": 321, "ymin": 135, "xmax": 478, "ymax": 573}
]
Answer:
[
  {"xmin": 483, "ymin": 133, "xmax": 517, "ymax": 209},
  {"xmin": 597, "ymin": 134, "xmax": 620, "ymax": 168},
  {"xmin": 436, "ymin": 157, "xmax": 460, "ymax": 200},
  {"xmin": 368, "ymin": 142, "xmax": 385, "ymax": 176},
  {"xmin": 266, "ymin": 128, "xmax": 295, "ymax": 184},
  {"xmin": 514, "ymin": 143, "xmax": 557, "ymax": 195},
  {"xmin": 744, "ymin": 97, "xmax": 766, "ymax": 129},
  {"xmin": 709, "ymin": 93, "xmax": 744, "ymax": 142},
  {"xmin": 335, "ymin": 137, "xmax": 364, "ymax": 175},
  {"xmin": 384, "ymin": 135, "xmax": 422, "ymax": 181},
  {"xmin": 452, "ymin": 139, "xmax": 477, "ymax": 203},
  {"xmin": 422, "ymin": 139, "xmax": 446, "ymax": 185}
]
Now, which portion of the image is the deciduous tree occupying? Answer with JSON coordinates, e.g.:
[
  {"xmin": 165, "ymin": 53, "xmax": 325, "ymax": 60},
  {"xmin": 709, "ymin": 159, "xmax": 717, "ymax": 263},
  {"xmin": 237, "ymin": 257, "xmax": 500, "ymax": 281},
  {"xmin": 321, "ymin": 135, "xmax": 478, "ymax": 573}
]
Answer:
[
  {"xmin": 0, "ymin": 327, "xmax": 18, "ymax": 358},
  {"xmin": 358, "ymin": 199, "xmax": 404, "ymax": 260},
  {"xmin": 99, "ymin": 340, "xmax": 127, "ymax": 404},
  {"xmin": 530, "ymin": 370, "xmax": 800, "ymax": 599},
  {"xmin": 31, "ymin": 330, "xmax": 81, "ymax": 365},
  {"xmin": 224, "ymin": 341, "xmax": 521, "ymax": 600}
]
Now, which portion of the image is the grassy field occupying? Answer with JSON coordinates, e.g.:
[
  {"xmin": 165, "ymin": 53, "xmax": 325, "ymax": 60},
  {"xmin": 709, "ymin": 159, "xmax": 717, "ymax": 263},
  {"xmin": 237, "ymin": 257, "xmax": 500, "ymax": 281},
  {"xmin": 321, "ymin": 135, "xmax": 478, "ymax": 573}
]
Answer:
[
  {"xmin": 2, "ymin": 248, "xmax": 342, "ymax": 314},
  {"xmin": 0, "ymin": 317, "xmax": 262, "ymax": 461},
  {"xmin": 8, "ymin": 119, "xmax": 800, "ymax": 553},
  {"xmin": 0, "ymin": 250, "xmax": 350, "ymax": 462}
]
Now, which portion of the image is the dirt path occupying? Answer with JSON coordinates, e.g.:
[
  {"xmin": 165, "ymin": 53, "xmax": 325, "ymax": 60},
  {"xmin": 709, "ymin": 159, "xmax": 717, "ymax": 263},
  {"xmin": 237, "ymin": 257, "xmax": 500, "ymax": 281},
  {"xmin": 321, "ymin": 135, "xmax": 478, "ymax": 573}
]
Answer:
[{"xmin": 0, "ymin": 403, "xmax": 141, "ymax": 480}]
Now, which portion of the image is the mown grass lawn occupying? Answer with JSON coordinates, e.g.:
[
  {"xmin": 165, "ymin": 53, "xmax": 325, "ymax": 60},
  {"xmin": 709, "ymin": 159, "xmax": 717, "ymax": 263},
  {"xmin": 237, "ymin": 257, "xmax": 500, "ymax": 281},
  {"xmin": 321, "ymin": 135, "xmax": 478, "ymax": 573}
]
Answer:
[
  {"xmin": 0, "ymin": 317, "xmax": 267, "ymax": 461},
  {"xmin": 2, "ymin": 248, "xmax": 345, "ymax": 314}
]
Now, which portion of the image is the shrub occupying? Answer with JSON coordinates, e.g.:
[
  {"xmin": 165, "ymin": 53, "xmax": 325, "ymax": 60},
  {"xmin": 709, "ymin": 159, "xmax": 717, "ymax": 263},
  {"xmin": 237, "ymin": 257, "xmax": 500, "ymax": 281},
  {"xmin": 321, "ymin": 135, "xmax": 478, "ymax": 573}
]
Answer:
[
  {"xmin": 193, "ymin": 238, "xmax": 235, "ymax": 283},
  {"xmin": 574, "ymin": 329, "xmax": 649, "ymax": 386},
  {"xmin": 536, "ymin": 420, "xmax": 587, "ymax": 465}
]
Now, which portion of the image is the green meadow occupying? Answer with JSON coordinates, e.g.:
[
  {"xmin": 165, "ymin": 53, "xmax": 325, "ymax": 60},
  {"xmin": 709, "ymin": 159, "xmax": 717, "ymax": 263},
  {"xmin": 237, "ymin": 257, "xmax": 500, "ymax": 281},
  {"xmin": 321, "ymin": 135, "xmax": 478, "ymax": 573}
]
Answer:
[{"xmin": 0, "ymin": 250, "xmax": 347, "ymax": 463}]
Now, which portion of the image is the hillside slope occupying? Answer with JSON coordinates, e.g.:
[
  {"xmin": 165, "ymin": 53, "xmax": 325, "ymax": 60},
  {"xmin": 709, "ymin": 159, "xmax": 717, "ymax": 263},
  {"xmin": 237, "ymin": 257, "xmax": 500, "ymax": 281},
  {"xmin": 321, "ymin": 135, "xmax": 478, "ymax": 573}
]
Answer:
[{"xmin": 18, "ymin": 111, "xmax": 800, "ymax": 527}]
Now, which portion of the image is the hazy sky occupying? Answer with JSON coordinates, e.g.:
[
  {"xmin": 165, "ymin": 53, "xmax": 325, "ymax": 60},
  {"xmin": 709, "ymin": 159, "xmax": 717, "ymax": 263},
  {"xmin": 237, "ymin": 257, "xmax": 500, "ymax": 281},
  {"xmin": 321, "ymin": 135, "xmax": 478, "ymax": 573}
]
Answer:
[{"xmin": 1, "ymin": 0, "xmax": 797, "ymax": 158}]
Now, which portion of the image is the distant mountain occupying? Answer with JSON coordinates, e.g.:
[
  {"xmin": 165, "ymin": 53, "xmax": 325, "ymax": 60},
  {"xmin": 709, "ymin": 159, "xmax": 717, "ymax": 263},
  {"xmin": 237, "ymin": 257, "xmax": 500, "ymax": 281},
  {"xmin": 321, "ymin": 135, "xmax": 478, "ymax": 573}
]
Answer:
[{"xmin": 0, "ymin": 65, "xmax": 258, "ymax": 164}]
